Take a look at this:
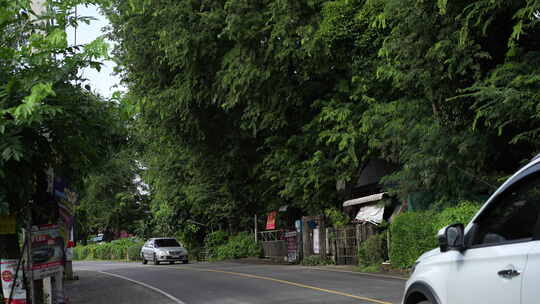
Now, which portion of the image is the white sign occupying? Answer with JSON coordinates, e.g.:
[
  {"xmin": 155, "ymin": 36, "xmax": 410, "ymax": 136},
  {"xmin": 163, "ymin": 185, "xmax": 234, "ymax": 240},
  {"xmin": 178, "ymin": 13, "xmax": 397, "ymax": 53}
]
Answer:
[
  {"xmin": 1, "ymin": 259, "xmax": 27, "ymax": 304},
  {"xmin": 31, "ymin": 224, "xmax": 64, "ymax": 279},
  {"xmin": 313, "ymin": 228, "xmax": 320, "ymax": 254}
]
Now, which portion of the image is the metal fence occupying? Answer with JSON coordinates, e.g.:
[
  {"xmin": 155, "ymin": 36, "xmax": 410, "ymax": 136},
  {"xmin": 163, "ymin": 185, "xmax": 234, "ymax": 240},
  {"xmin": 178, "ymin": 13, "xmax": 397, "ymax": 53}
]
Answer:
[
  {"xmin": 334, "ymin": 226, "xmax": 358, "ymax": 265},
  {"xmin": 332, "ymin": 222, "xmax": 378, "ymax": 265},
  {"xmin": 258, "ymin": 230, "xmax": 285, "ymax": 242}
]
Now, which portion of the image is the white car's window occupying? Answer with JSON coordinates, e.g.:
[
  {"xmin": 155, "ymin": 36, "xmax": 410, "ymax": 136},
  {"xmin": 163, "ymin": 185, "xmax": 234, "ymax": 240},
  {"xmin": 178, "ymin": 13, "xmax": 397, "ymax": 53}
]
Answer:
[
  {"xmin": 154, "ymin": 239, "xmax": 180, "ymax": 247},
  {"xmin": 472, "ymin": 172, "xmax": 540, "ymax": 246}
]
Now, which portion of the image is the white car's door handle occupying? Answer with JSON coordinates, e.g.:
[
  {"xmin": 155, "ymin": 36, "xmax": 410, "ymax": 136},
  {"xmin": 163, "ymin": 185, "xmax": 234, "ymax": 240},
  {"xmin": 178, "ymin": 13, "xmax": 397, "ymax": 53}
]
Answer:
[{"xmin": 498, "ymin": 269, "xmax": 520, "ymax": 279}]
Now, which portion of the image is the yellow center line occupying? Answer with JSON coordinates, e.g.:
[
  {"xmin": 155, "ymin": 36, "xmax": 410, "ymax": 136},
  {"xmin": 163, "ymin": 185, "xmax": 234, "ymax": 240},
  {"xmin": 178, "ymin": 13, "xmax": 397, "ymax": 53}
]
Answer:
[{"xmin": 155, "ymin": 265, "xmax": 393, "ymax": 304}]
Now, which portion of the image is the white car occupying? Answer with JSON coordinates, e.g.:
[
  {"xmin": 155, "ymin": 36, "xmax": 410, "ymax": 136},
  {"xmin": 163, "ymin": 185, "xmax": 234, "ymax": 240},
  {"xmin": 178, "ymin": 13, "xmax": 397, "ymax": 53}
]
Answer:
[
  {"xmin": 403, "ymin": 154, "xmax": 540, "ymax": 304},
  {"xmin": 140, "ymin": 237, "xmax": 189, "ymax": 265}
]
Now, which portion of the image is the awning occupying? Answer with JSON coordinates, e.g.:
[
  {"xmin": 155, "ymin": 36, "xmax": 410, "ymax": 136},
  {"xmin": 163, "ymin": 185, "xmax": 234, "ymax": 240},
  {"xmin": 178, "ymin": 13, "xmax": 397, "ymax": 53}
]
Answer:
[
  {"xmin": 342, "ymin": 192, "xmax": 386, "ymax": 207},
  {"xmin": 355, "ymin": 204, "xmax": 385, "ymax": 224}
]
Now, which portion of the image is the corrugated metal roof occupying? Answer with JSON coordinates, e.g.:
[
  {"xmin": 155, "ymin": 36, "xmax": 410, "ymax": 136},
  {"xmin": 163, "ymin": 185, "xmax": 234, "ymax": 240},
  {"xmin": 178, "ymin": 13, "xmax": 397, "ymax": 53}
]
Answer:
[{"xmin": 342, "ymin": 192, "xmax": 386, "ymax": 207}]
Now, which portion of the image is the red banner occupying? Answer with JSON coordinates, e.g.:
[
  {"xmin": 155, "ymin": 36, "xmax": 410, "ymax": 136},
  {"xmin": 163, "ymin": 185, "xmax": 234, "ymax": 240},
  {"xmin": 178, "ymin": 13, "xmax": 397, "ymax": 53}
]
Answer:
[{"xmin": 266, "ymin": 211, "xmax": 277, "ymax": 230}]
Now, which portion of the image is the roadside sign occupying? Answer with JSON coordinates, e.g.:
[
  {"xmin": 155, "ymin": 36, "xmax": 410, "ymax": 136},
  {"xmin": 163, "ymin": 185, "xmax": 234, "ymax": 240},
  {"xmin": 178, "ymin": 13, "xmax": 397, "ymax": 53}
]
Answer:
[
  {"xmin": 313, "ymin": 228, "xmax": 320, "ymax": 254},
  {"xmin": 30, "ymin": 224, "xmax": 64, "ymax": 279},
  {"xmin": 285, "ymin": 231, "xmax": 298, "ymax": 263},
  {"xmin": 1, "ymin": 259, "xmax": 27, "ymax": 304}
]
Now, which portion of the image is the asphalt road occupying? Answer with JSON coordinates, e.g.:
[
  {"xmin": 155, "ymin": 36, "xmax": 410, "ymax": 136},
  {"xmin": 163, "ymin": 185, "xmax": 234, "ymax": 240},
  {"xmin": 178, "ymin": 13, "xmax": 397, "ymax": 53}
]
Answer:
[{"xmin": 67, "ymin": 261, "xmax": 406, "ymax": 304}]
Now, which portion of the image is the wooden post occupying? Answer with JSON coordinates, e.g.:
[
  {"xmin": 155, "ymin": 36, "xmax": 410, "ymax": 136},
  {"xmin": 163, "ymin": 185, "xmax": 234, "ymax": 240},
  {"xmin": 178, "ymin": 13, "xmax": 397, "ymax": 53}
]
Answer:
[
  {"xmin": 355, "ymin": 224, "xmax": 360, "ymax": 258},
  {"xmin": 25, "ymin": 214, "xmax": 37, "ymax": 304},
  {"xmin": 387, "ymin": 229, "xmax": 391, "ymax": 261},
  {"xmin": 302, "ymin": 217, "xmax": 310, "ymax": 258},
  {"xmin": 319, "ymin": 216, "xmax": 326, "ymax": 259},
  {"xmin": 254, "ymin": 214, "xmax": 258, "ymax": 243}
]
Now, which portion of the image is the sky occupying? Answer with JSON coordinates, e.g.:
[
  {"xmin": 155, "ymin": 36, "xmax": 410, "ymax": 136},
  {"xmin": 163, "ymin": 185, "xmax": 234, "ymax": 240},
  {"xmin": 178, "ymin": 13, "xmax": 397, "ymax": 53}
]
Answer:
[{"xmin": 66, "ymin": 5, "xmax": 122, "ymax": 98}]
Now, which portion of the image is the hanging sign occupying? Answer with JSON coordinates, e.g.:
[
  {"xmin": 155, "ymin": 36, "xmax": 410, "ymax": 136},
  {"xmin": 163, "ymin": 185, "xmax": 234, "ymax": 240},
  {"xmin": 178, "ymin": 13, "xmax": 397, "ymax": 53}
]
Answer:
[
  {"xmin": 266, "ymin": 211, "xmax": 277, "ymax": 230},
  {"xmin": 31, "ymin": 224, "xmax": 64, "ymax": 279},
  {"xmin": 0, "ymin": 216, "xmax": 16, "ymax": 235},
  {"xmin": 1, "ymin": 259, "xmax": 27, "ymax": 304}
]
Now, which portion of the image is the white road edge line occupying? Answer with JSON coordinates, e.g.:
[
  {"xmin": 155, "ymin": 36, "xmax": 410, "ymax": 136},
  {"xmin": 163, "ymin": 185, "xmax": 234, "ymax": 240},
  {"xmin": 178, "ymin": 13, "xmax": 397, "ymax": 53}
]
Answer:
[{"xmin": 97, "ymin": 271, "xmax": 187, "ymax": 304}]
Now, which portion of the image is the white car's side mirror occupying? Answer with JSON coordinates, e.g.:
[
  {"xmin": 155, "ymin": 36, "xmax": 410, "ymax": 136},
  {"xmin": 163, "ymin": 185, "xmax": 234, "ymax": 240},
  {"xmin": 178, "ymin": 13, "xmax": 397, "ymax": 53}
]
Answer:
[{"xmin": 438, "ymin": 223, "xmax": 465, "ymax": 252}]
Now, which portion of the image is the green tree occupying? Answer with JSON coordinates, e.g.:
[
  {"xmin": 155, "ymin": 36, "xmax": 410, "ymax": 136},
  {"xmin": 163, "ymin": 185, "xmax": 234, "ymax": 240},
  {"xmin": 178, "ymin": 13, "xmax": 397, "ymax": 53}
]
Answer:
[
  {"xmin": 0, "ymin": 0, "xmax": 115, "ymax": 262},
  {"xmin": 106, "ymin": 0, "xmax": 540, "ymax": 248},
  {"xmin": 77, "ymin": 149, "xmax": 149, "ymax": 242}
]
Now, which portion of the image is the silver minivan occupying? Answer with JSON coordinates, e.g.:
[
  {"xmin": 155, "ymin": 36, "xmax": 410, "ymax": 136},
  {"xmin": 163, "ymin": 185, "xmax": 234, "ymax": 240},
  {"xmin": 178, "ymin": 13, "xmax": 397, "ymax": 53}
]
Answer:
[{"xmin": 140, "ymin": 237, "xmax": 189, "ymax": 265}]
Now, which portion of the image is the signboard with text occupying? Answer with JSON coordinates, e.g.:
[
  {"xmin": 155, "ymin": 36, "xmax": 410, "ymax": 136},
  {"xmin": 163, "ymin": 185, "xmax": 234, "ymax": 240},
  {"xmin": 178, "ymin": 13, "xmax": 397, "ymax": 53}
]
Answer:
[
  {"xmin": 30, "ymin": 224, "xmax": 64, "ymax": 279},
  {"xmin": 1, "ymin": 259, "xmax": 27, "ymax": 304},
  {"xmin": 285, "ymin": 231, "xmax": 298, "ymax": 263}
]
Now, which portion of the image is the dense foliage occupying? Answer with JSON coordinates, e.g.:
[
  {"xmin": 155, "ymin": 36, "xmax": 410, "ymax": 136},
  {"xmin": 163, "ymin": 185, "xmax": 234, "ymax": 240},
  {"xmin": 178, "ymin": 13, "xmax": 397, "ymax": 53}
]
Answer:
[
  {"xmin": 76, "ymin": 147, "xmax": 150, "ymax": 243},
  {"xmin": 204, "ymin": 230, "xmax": 229, "ymax": 258},
  {"xmin": 390, "ymin": 201, "xmax": 481, "ymax": 268},
  {"xmin": 300, "ymin": 255, "xmax": 335, "ymax": 266},
  {"xmin": 358, "ymin": 232, "xmax": 387, "ymax": 268},
  {"xmin": 208, "ymin": 232, "xmax": 262, "ymax": 261},
  {"xmin": 104, "ymin": 0, "xmax": 540, "ymax": 245},
  {"xmin": 73, "ymin": 238, "xmax": 144, "ymax": 261}
]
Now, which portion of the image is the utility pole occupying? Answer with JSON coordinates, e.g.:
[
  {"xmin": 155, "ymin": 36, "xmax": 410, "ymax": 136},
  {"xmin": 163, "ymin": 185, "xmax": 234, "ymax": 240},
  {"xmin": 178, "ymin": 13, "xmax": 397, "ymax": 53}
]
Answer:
[
  {"xmin": 28, "ymin": 4, "xmax": 54, "ymax": 303},
  {"xmin": 25, "ymin": 211, "xmax": 36, "ymax": 304}
]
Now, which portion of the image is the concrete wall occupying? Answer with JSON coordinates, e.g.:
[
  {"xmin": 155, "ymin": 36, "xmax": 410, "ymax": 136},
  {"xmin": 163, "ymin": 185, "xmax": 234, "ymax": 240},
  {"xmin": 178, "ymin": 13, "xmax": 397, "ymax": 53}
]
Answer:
[{"xmin": 261, "ymin": 240, "xmax": 287, "ymax": 262}]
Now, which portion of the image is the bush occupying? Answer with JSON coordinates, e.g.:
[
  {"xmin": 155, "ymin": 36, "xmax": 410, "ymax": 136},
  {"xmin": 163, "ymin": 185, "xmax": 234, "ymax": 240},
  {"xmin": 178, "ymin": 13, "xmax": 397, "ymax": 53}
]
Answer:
[
  {"xmin": 73, "ymin": 246, "xmax": 84, "ymax": 260},
  {"xmin": 127, "ymin": 243, "xmax": 143, "ymax": 260},
  {"xmin": 301, "ymin": 255, "xmax": 335, "ymax": 266},
  {"xmin": 389, "ymin": 211, "xmax": 437, "ymax": 269},
  {"xmin": 94, "ymin": 243, "xmax": 112, "ymax": 260},
  {"xmin": 324, "ymin": 208, "xmax": 349, "ymax": 228},
  {"xmin": 210, "ymin": 232, "xmax": 262, "ymax": 261},
  {"xmin": 389, "ymin": 201, "xmax": 481, "ymax": 269},
  {"xmin": 73, "ymin": 238, "xmax": 143, "ymax": 261},
  {"xmin": 204, "ymin": 230, "xmax": 229, "ymax": 257},
  {"xmin": 433, "ymin": 200, "xmax": 480, "ymax": 231},
  {"xmin": 358, "ymin": 233, "xmax": 387, "ymax": 267},
  {"xmin": 188, "ymin": 246, "xmax": 202, "ymax": 261}
]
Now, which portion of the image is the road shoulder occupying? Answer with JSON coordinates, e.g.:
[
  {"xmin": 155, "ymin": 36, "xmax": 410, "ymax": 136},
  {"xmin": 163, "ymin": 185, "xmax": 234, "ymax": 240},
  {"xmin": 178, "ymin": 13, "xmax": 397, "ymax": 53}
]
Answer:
[
  {"xmin": 308, "ymin": 265, "xmax": 409, "ymax": 281},
  {"xmin": 65, "ymin": 270, "xmax": 180, "ymax": 304}
]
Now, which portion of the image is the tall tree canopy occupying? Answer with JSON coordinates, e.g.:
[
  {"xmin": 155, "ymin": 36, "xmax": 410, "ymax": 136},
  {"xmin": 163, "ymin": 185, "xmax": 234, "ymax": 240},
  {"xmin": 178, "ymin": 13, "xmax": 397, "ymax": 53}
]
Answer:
[{"xmin": 106, "ymin": 0, "xmax": 540, "ymax": 241}]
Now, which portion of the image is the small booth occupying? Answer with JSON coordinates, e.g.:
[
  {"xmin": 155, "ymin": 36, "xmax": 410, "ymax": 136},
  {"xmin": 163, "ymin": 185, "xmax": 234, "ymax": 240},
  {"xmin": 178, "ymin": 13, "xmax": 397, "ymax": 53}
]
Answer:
[
  {"xmin": 333, "ymin": 159, "xmax": 400, "ymax": 264},
  {"xmin": 258, "ymin": 206, "xmax": 302, "ymax": 263}
]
